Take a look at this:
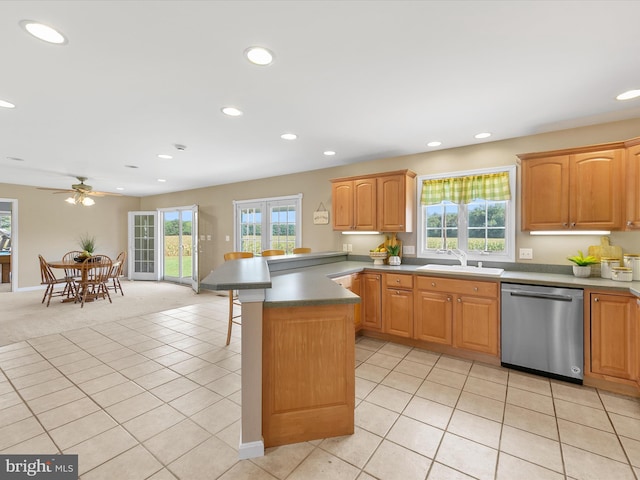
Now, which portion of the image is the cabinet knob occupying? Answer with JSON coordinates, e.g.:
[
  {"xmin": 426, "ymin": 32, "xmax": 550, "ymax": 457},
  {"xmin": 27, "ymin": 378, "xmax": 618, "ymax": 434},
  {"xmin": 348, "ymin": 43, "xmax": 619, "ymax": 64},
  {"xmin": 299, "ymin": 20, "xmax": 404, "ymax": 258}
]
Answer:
[
  {"xmin": 628, "ymin": 221, "xmax": 633, "ymax": 226},
  {"xmin": 594, "ymin": 297, "xmax": 599, "ymax": 302},
  {"xmin": 563, "ymin": 223, "xmax": 569, "ymax": 227},
  {"xmin": 447, "ymin": 297, "xmax": 451, "ymax": 302},
  {"xmin": 570, "ymin": 222, "xmax": 576, "ymax": 227},
  {"xmin": 396, "ymin": 279, "xmax": 400, "ymax": 283},
  {"xmin": 431, "ymin": 282, "xmax": 436, "ymax": 287},
  {"xmin": 457, "ymin": 298, "xmax": 462, "ymax": 303},
  {"xmin": 474, "ymin": 287, "xmax": 478, "ymax": 291},
  {"xmin": 396, "ymin": 290, "xmax": 400, "ymax": 294}
]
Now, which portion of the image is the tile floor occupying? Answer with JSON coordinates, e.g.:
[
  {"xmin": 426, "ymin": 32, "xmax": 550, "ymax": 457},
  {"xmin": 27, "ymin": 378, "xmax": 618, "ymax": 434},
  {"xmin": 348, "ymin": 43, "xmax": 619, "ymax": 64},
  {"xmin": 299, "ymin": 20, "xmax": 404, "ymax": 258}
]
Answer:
[{"xmin": 1, "ymin": 296, "xmax": 639, "ymax": 480}]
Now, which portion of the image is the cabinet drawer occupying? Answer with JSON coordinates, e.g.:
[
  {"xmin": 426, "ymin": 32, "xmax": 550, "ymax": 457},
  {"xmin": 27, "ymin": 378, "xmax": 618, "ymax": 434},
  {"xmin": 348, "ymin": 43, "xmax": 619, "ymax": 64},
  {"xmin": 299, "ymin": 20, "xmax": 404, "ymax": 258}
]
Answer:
[
  {"xmin": 415, "ymin": 276, "xmax": 498, "ymax": 298},
  {"xmin": 385, "ymin": 273, "xmax": 413, "ymax": 289}
]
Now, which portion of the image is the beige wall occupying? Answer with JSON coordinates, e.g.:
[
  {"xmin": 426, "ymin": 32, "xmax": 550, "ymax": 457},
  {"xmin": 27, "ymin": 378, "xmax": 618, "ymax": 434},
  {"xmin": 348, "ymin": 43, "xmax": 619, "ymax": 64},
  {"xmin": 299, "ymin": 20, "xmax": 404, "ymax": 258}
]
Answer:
[
  {"xmin": 4, "ymin": 117, "xmax": 640, "ymax": 289},
  {"xmin": 0, "ymin": 184, "xmax": 140, "ymax": 288}
]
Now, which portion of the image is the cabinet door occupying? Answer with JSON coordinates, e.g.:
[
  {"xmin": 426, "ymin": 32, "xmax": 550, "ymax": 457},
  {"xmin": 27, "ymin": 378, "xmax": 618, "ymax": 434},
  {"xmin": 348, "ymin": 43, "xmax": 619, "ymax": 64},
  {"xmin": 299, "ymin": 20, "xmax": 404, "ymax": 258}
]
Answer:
[
  {"xmin": 453, "ymin": 295, "xmax": 498, "ymax": 356},
  {"xmin": 591, "ymin": 293, "xmax": 634, "ymax": 380},
  {"xmin": 332, "ymin": 181, "xmax": 353, "ymax": 230},
  {"xmin": 353, "ymin": 178, "xmax": 377, "ymax": 231},
  {"xmin": 522, "ymin": 155, "xmax": 570, "ymax": 230},
  {"xmin": 383, "ymin": 288, "xmax": 413, "ymax": 338},
  {"xmin": 571, "ymin": 149, "xmax": 624, "ymax": 229},
  {"xmin": 626, "ymin": 143, "xmax": 640, "ymax": 230},
  {"xmin": 361, "ymin": 273, "xmax": 382, "ymax": 330},
  {"xmin": 377, "ymin": 174, "xmax": 411, "ymax": 232},
  {"xmin": 414, "ymin": 290, "xmax": 453, "ymax": 345}
]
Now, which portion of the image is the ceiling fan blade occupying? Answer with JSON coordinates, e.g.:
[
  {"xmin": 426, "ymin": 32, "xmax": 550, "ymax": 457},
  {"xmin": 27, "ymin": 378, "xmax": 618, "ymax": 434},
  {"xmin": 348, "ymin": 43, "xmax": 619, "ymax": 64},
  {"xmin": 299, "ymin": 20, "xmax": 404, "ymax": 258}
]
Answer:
[{"xmin": 86, "ymin": 191, "xmax": 122, "ymax": 197}]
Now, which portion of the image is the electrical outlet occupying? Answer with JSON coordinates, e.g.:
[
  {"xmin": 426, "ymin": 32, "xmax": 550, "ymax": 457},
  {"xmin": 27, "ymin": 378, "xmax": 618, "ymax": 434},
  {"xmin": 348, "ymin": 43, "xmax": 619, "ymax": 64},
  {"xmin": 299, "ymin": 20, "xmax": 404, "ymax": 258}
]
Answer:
[
  {"xmin": 343, "ymin": 244, "xmax": 348, "ymax": 252},
  {"xmin": 403, "ymin": 245, "xmax": 415, "ymax": 255},
  {"xmin": 347, "ymin": 244, "xmax": 353, "ymax": 252},
  {"xmin": 519, "ymin": 248, "xmax": 533, "ymax": 260},
  {"xmin": 225, "ymin": 235, "xmax": 230, "ymax": 242}
]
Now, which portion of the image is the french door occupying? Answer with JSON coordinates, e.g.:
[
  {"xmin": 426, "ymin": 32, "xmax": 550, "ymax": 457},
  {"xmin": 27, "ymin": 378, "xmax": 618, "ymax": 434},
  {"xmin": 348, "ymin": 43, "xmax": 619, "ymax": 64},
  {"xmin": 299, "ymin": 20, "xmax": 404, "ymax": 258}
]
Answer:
[
  {"xmin": 128, "ymin": 206, "xmax": 199, "ymax": 292},
  {"xmin": 160, "ymin": 205, "xmax": 199, "ymax": 292}
]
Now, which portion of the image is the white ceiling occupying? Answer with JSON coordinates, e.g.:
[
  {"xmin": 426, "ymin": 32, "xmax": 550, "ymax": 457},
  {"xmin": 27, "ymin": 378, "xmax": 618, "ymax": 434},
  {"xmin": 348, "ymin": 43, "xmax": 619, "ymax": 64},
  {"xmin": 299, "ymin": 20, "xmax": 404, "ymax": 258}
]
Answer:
[{"xmin": 2, "ymin": 0, "xmax": 640, "ymax": 197}]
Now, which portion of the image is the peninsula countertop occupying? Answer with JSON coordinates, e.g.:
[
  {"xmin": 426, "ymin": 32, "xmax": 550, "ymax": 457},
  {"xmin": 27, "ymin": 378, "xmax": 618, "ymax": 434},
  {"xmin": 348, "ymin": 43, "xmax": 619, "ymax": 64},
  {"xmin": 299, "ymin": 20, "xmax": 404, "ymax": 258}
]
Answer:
[{"xmin": 201, "ymin": 252, "xmax": 640, "ymax": 306}]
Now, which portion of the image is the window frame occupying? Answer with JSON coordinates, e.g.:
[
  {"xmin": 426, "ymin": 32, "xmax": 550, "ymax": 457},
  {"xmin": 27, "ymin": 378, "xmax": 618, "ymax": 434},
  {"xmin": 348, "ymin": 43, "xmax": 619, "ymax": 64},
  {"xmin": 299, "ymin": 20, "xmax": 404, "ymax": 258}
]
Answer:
[
  {"xmin": 233, "ymin": 194, "xmax": 303, "ymax": 254},
  {"xmin": 416, "ymin": 165, "xmax": 516, "ymax": 263}
]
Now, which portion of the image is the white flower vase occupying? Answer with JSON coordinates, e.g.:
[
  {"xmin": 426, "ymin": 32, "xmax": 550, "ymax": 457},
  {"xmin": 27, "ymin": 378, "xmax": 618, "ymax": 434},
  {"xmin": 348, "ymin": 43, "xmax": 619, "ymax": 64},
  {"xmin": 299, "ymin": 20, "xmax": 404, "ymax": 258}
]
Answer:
[
  {"xmin": 388, "ymin": 256, "xmax": 401, "ymax": 266},
  {"xmin": 572, "ymin": 265, "xmax": 591, "ymax": 278}
]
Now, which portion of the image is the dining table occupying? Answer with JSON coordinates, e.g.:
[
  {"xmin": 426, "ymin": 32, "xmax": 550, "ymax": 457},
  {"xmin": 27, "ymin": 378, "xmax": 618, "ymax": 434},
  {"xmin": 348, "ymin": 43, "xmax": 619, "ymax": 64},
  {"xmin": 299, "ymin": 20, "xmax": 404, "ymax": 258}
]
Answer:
[{"xmin": 47, "ymin": 258, "xmax": 120, "ymax": 303}]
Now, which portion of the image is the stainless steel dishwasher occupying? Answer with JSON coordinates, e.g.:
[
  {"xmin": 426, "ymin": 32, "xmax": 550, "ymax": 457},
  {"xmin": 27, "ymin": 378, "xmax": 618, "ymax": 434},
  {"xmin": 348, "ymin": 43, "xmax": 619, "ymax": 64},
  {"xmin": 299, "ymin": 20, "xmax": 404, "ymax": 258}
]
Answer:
[{"xmin": 501, "ymin": 283, "xmax": 584, "ymax": 384}]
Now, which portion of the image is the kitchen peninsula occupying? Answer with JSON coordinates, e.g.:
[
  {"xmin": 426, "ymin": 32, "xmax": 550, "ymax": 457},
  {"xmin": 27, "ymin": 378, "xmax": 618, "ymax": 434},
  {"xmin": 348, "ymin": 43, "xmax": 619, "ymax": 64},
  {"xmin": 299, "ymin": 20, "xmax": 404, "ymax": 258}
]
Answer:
[{"xmin": 202, "ymin": 251, "xmax": 640, "ymax": 460}]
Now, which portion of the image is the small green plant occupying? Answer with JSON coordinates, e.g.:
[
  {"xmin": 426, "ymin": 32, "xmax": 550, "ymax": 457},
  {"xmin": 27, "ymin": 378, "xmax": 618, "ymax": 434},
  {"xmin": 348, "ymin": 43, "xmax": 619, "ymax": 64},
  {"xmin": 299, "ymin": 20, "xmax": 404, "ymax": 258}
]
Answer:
[
  {"xmin": 78, "ymin": 233, "xmax": 96, "ymax": 255},
  {"xmin": 567, "ymin": 250, "xmax": 598, "ymax": 266},
  {"xmin": 386, "ymin": 244, "xmax": 401, "ymax": 256}
]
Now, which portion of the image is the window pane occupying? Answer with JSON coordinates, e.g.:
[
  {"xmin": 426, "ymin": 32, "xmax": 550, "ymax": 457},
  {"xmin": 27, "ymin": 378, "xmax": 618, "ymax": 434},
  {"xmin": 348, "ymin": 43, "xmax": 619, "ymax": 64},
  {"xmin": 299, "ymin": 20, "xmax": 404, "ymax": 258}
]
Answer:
[
  {"xmin": 466, "ymin": 199, "xmax": 506, "ymax": 253},
  {"xmin": 270, "ymin": 204, "xmax": 297, "ymax": 253}
]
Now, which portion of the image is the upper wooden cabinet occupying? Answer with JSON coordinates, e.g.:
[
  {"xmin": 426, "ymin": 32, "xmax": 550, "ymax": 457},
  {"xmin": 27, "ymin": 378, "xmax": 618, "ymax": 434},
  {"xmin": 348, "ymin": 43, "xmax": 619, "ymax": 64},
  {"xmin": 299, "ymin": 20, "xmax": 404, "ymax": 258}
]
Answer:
[
  {"xmin": 331, "ymin": 170, "xmax": 416, "ymax": 232},
  {"xmin": 519, "ymin": 144, "xmax": 625, "ymax": 231},
  {"xmin": 625, "ymin": 138, "xmax": 640, "ymax": 230}
]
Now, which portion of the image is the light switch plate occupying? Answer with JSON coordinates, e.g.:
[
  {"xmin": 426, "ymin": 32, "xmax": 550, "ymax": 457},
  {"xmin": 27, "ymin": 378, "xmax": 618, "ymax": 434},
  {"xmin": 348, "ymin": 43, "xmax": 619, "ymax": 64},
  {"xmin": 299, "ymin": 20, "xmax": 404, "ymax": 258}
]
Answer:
[{"xmin": 403, "ymin": 245, "xmax": 415, "ymax": 255}]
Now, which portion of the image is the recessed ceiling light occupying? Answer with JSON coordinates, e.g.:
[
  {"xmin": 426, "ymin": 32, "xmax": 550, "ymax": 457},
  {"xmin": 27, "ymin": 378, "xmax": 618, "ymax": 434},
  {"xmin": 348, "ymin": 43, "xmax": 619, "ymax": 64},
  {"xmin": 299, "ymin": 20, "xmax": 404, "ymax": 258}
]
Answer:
[
  {"xmin": 221, "ymin": 106, "xmax": 243, "ymax": 117},
  {"xmin": 427, "ymin": 141, "xmax": 442, "ymax": 147},
  {"xmin": 6, "ymin": 156, "xmax": 24, "ymax": 161},
  {"xmin": 616, "ymin": 89, "xmax": 640, "ymax": 101},
  {"xmin": 474, "ymin": 132, "xmax": 491, "ymax": 139},
  {"xmin": 124, "ymin": 165, "xmax": 139, "ymax": 169},
  {"xmin": 0, "ymin": 100, "xmax": 16, "ymax": 109},
  {"xmin": 281, "ymin": 133, "xmax": 297, "ymax": 140},
  {"xmin": 116, "ymin": 187, "xmax": 124, "ymax": 191},
  {"xmin": 19, "ymin": 20, "xmax": 67, "ymax": 44},
  {"xmin": 157, "ymin": 178, "xmax": 166, "ymax": 183},
  {"xmin": 323, "ymin": 151, "xmax": 336, "ymax": 156},
  {"xmin": 245, "ymin": 46, "xmax": 274, "ymax": 66},
  {"xmin": 157, "ymin": 154, "xmax": 173, "ymax": 159}
]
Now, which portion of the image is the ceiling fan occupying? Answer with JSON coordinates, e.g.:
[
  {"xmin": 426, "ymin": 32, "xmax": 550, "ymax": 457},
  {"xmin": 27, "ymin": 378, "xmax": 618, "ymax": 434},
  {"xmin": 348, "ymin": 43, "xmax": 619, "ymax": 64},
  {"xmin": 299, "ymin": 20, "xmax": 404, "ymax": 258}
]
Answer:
[{"xmin": 38, "ymin": 176, "xmax": 121, "ymax": 206}]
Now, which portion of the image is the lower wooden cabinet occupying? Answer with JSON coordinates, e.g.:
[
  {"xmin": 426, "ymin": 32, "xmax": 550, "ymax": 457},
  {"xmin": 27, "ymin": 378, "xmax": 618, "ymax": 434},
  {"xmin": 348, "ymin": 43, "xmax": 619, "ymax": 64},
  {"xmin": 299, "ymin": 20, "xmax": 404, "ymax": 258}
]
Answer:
[
  {"xmin": 383, "ymin": 274, "xmax": 413, "ymax": 338},
  {"xmin": 589, "ymin": 291, "xmax": 637, "ymax": 381},
  {"xmin": 361, "ymin": 273, "xmax": 382, "ymax": 331},
  {"xmin": 413, "ymin": 276, "xmax": 499, "ymax": 357},
  {"xmin": 454, "ymin": 294, "xmax": 499, "ymax": 356},
  {"xmin": 414, "ymin": 290, "xmax": 453, "ymax": 345}
]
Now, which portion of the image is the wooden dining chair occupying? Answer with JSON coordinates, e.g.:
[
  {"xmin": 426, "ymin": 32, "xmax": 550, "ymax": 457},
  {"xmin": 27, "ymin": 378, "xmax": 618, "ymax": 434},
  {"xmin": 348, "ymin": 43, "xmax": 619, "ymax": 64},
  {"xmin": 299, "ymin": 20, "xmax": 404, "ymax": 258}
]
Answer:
[
  {"xmin": 261, "ymin": 249, "xmax": 285, "ymax": 256},
  {"xmin": 108, "ymin": 251, "xmax": 127, "ymax": 296},
  {"xmin": 292, "ymin": 247, "xmax": 311, "ymax": 254},
  {"xmin": 38, "ymin": 255, "xmax": 72, "ymax": 307},
  {"xmin": 223, "ymin": 251, "xmax": 254, "ymax": 345},
  {"xmin": 75, "ymin": 255, "xmax": 112, "ymax": 307},
  {"xmin": 62, "ymin": 250, "xmax": 83, "ymax": 281}
]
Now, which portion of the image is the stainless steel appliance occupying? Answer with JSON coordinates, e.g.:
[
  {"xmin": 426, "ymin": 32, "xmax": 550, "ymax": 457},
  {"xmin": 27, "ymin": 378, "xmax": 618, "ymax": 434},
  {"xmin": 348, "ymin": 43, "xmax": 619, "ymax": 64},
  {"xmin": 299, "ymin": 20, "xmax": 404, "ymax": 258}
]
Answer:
[{"xmin": 501, "ymin": 283, "xmax": 584, "ymax": 383}]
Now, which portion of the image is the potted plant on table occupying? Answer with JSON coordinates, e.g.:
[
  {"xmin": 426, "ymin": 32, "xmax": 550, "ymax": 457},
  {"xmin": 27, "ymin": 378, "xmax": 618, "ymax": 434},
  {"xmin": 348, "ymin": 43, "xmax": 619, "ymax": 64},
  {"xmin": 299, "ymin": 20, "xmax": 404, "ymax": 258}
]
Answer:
[
  {"xmin": 77, "ymin": 234, "xmax": 97, "ymax": 262},
  {"xmin": 567, "ymin": 250, "xmax": 598, "ymax": 277}
]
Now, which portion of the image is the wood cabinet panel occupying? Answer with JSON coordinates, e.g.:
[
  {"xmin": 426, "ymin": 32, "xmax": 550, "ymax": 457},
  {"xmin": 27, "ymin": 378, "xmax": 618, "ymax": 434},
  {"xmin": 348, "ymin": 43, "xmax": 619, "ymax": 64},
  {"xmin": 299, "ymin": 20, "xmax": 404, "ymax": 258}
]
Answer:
[
  {"xmin": 414, "ymin": 290, "xmax": 453, "ymax": 345},
  {"xmin": 262, "ymin": 304, "xmax": 354, "ymax": 447},
  {"xmin": 331, "ymin": 170, "xmax": 415, "ymax": 232},
  {"xmin": 361, "ymin": 273, "xmax": 382, "ymax": 331},
  {"xmin": 520, "ymin": 145, "xmax": 624, "ymax": 231},
  {"xmin": 386, "ymin": 273, "xmax": 414, "ymax": 289},
  {"xmin": 383, "ymin": 279, "xmax": 413, "ymax": 338},
  {"xmin": 570, "ymin": 149, "xmax": 624, "ymax": 229},
  {"xmin": 454, "ymin": 295, "xmax": 499, "ymax": 356},
  {"xmin": 333, "ymin": 274, "xmax": 362, "ymax": 331},
  {"xmin": 415, "ymin": 276, "xmax": 498, "ymax": 297},
  {"xmin": 626, "ymin": 141, "xmax": 640, "ymax": 230},
  {"xmin": 590, "ymin": 292, "xmax": 635, "ymax": 380}
]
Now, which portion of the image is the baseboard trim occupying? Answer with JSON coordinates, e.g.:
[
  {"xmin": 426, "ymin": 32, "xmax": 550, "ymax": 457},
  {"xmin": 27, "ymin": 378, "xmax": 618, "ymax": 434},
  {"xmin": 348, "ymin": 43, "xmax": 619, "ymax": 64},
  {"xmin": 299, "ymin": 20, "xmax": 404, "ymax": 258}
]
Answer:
[{"xmin": 238, "ymin": 439, "xmax": 264, "ymax": 459}]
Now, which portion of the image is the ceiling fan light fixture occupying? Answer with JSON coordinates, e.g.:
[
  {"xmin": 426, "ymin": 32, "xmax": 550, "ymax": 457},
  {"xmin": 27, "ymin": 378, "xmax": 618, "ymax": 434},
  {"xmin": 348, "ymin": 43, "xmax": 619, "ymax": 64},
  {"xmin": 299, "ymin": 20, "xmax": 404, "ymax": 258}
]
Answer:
[
  {"xmin": 81, "ymin": 197, "xmax": 95, "ymax": 206},
  {"xmin": 65, "ymin": 196, "xmax": 76, "ymax": 204},
  {"xmin": 20, "ymin": 20, "xmax": 67, "ymax": 44}
]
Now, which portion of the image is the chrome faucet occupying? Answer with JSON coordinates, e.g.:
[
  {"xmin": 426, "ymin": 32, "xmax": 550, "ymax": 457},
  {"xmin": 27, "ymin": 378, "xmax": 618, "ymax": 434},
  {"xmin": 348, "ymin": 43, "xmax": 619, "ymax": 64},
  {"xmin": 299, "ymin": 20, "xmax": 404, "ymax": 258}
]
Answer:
[{"xmin": 447, "ymin": 248, "xmax": 467, "ymax": 267}]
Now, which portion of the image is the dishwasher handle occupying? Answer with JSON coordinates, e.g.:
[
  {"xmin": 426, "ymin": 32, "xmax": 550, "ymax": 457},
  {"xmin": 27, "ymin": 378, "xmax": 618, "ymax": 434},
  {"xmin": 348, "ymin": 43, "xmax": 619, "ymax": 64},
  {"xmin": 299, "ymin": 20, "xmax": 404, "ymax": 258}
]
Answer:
[{"xmin": 507, "ymin": 291, "xmax": 576, "ymax": 302}]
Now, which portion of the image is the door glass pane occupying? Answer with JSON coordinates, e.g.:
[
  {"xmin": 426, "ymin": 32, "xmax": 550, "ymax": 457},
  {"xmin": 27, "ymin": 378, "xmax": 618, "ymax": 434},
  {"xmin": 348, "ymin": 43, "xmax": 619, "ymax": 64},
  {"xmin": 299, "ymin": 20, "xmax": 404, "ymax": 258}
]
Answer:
[
  {"xmin": 269, "ymin": 204, "xmax": 297, "ymax": 253},
  {"xmin": 163, "ymin": 211, "xmax": 180, "ymax": 279},
  {"xmin": 180, "ymin": 210, "xmax": 192, "ymax": 280},
  {"xmin": 134, "ymin": 214, "xmax": 155, "ymax": 274},
  {"xmin": 240, "ymin": 206, "xmax": 262, "ymax": 255}
]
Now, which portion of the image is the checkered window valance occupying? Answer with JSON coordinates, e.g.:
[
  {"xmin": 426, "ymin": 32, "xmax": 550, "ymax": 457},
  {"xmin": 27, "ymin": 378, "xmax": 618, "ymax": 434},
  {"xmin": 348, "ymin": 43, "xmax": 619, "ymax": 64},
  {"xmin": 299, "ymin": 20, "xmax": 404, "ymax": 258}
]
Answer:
[{"xmin": 420, "ymin": 171, "xmax": 511, "ymax": 204}]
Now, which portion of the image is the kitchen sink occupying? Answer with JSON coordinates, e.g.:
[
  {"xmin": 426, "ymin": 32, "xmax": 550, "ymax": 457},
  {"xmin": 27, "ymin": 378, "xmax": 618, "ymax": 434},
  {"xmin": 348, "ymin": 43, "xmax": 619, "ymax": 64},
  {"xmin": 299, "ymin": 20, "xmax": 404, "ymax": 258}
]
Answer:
[{"xmin": 416, "ymin": 264, "xmax": 504, "ymax": 277}]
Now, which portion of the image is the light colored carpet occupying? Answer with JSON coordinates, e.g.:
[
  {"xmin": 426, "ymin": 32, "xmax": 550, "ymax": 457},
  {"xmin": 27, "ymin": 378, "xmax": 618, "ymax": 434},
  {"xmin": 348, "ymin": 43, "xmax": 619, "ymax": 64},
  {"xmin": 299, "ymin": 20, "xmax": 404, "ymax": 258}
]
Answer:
[{"xmin": 1, "ymin": 281, "xmax": 227, "ymax": 346}]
